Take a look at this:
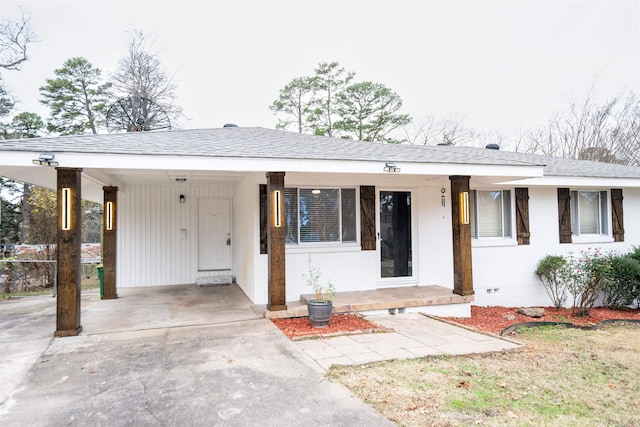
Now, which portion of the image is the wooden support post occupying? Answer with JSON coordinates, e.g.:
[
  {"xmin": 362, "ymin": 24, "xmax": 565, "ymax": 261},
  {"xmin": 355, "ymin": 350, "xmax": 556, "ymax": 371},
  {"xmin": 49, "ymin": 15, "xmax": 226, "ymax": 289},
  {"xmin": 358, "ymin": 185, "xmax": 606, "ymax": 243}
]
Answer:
[
  {"xmin": 102, "ymin": 186, "xmax": 118, "ymax": 299},
  {"xmin": 449, "ymin": 176, "xmax": 474, "ymax": 296},
  {"xmin": 55, "ymin": 168, "xmax": 83, "ymax": 337},
  {"xmin": 266, "ymin": 172, "xmax": 287, "ymax": 311}
]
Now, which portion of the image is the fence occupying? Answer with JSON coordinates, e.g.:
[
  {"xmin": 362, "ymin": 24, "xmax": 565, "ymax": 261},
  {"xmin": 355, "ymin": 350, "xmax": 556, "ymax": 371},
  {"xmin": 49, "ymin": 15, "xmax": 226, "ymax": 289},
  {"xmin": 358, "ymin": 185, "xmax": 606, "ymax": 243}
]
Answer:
[{"xmin": 0, "ymin": 259, "xmax": 101, "ymax": 295}]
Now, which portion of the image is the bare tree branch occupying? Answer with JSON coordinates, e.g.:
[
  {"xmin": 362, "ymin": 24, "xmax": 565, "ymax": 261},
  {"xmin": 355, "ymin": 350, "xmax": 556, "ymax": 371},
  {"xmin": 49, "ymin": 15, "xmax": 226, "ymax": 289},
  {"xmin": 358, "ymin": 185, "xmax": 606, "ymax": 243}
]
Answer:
[
  {"xmin": 0, "ymin": 8, "xmax": 36, "ymax": 71},
  {"xmin": 520, "ymin": 88, "xmax": 640, "ymax": 166},
  {"xmin": 110, "ymin": 30, "xmax": 183, "ymax": 127}
]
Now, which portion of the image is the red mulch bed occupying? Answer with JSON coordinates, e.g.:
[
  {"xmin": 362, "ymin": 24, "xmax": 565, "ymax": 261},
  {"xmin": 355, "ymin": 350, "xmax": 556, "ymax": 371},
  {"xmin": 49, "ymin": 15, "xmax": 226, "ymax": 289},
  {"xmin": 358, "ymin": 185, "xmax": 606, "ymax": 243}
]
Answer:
[
  {"xmin": 272, "ymin": 307, "xmax": 640, "ymax": 340},
  {"xmin": 272, "ymin": 314, "xmax": 384, "ymax": 340},
  {"xmin": 441, "ymin": 306, "xmax": 640, "ymax": 335}
]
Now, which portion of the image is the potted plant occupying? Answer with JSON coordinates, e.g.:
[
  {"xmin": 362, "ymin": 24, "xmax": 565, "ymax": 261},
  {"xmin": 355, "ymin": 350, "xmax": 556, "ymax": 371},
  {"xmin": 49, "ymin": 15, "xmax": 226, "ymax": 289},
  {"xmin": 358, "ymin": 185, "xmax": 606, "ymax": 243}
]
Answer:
[{"xmin": 303, "ymin": 255, "xmax": 335, "ymax": 328}]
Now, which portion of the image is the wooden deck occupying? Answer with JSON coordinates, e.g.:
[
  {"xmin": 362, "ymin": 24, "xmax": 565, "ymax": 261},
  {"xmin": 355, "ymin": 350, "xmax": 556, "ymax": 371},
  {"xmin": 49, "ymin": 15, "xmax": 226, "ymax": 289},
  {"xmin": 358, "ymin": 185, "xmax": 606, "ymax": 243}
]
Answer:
[{"xmin": 260, "ymin": 285, "xmax": 474, "ymax": 319}]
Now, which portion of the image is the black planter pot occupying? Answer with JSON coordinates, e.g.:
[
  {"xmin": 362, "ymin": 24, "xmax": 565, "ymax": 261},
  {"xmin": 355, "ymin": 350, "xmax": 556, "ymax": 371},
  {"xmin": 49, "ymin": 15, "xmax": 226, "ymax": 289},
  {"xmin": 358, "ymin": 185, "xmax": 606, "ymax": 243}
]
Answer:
[{"xmin": 307, "ymin": 300, "xmax": 333, "ymax": 328}]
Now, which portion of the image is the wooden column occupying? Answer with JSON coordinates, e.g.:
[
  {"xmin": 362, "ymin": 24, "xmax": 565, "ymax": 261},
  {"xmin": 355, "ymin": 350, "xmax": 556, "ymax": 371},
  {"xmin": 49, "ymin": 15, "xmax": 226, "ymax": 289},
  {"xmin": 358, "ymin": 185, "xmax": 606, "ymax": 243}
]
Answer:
[
  {"xmin": 102, "ymin": 186, "xmax": 118, "ymax": 299},
  {"xmin": 449, "ymin": 176, "xmax": 474, "ymax": 296},
  {"xmin": 266, "ymin": 172, "xmax": 287, "ymax": 311},
  {"xmin": 55, "ymin": 168, "xmax": 83, "ymax": 337}
]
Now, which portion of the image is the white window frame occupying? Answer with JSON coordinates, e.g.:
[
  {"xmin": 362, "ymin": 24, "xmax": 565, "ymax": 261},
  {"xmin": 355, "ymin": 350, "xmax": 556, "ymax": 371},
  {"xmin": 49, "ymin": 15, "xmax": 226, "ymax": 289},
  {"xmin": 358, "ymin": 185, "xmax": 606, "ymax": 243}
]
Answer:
[
  {"xmin": 284, "ymin": 186, "xmax": 360, "ymax": 251},
  {"xmin": 570, "ymin": 189, "xmax": 613, "ymax": 244},
  {"xmin": 470, "ymin": 188, "xmax": 517, "ymax": 247}
]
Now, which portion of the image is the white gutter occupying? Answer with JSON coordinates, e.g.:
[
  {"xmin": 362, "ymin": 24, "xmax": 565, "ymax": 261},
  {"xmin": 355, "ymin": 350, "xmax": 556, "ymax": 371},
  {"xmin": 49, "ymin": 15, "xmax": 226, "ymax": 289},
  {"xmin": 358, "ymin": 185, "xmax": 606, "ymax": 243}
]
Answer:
[
  {"xmin": 1, "ymin": 151, "xmax": 544, "ymax": 179},
  {"xmin": 496, "ymin": 176, "xmax": 640, "ymax": 188}
]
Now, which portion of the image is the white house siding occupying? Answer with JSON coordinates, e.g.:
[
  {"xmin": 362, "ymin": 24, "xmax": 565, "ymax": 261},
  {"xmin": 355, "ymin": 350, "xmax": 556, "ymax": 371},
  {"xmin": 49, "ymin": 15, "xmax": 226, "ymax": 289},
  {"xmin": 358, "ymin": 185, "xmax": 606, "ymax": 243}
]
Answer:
[
  {"xmin": 416, "ymin": 185, "xmax": 455, "ymax": 289},
  {"xmin": 116, "ymin": 176, "xmax": 640, "ymax": 310},
  {"xmin": 117, "ymin": 183, "xmax": 235, "ymax": 287},
  {"xmin": 232, "ymin": 174, "xmax": 260, "ymax": 302},
  {"xmin": 471, "ymin": 187, "xmax": 640, "ymax": 307},
  {"xmin": 249, "ymin": 174, "xmax": 456, "ymax": 305}
]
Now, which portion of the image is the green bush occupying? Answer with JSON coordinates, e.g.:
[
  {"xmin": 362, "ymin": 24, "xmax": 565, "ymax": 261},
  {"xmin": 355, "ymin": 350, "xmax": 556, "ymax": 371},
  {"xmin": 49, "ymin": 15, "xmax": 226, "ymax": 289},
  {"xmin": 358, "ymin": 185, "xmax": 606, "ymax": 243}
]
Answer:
[
  {"xmin": 535, "ymin": 255, "xmax": 568, "ymax": 309},
  {"xmin": 603, "ymin": 253, "xmax": 640, "ymax": 309},
  {"xmin": 628, "ymin": 245, "xmax": 640, "ymax": 262},
  {"xmin": 562, "ymin": 249, "xmax": 613, "ymax": 317}
]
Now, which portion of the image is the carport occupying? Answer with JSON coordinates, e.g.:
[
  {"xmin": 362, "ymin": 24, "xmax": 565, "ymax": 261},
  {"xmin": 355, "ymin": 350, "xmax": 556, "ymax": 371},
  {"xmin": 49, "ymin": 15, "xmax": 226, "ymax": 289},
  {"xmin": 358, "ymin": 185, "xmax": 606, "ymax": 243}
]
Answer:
[
  {"xmin": 1, "ymin": 136, "xmax": 288, "ymax": 337},
  {"xmin": 82, "ymin": 284, "xmax": 261, "ymax": 334}
]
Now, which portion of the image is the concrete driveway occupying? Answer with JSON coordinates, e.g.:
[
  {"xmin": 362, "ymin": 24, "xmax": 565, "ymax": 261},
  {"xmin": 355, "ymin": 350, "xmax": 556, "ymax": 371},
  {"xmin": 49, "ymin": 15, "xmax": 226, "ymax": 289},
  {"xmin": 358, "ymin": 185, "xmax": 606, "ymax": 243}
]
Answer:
[{"xmin": 0, "ymin": 286, "xmax": 393, "ymax": 426}]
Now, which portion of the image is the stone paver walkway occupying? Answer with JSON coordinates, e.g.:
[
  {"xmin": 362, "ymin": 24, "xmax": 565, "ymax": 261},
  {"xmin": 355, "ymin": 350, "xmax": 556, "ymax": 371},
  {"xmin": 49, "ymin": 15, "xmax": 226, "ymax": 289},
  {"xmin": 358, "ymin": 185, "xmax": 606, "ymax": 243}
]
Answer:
[{"xmin": 294, "ymin": 313, "xmax": 522, "ymax": 370}]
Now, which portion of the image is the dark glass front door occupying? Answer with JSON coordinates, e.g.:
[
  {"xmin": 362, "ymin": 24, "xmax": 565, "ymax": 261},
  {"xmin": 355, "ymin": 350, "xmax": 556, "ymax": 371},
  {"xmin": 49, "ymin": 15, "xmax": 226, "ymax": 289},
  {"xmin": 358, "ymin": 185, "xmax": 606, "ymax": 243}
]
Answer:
[{"xmin": 379, "ymin": 191, "xmax": 412, "ymax": 278}]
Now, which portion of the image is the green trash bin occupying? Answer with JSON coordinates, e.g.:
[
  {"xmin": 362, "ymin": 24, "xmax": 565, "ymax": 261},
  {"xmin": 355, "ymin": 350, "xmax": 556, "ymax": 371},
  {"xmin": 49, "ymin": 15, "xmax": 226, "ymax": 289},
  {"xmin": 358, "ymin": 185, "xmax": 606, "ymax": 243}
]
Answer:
[{"xmin": 97, "ymin": 264, "xmax": 104, "ymax": 299}]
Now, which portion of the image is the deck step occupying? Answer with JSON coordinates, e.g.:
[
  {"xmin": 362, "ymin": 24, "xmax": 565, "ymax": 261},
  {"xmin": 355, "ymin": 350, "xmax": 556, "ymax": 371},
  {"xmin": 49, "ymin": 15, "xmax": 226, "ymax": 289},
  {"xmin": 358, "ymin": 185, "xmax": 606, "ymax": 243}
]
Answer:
[{"xmin": 262, "ymin": 285, "xmax": 473, "ymax": 319}]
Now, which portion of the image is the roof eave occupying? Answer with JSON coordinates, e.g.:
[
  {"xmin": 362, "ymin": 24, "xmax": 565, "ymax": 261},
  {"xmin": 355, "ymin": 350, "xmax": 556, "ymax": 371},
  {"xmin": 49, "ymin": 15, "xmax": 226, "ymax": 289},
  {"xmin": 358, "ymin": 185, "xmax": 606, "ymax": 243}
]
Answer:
[{"xmin": 496, "ymin": 176, "xmax": 640, "ymax": 188}]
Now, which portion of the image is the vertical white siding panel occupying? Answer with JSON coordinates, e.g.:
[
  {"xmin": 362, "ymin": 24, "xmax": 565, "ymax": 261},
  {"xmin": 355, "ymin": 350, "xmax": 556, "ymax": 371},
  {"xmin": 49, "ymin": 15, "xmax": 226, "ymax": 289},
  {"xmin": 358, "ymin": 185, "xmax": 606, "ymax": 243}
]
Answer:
[{"xmin": 118, "ymin": 183, "xmax": 237, "ymax": 289}]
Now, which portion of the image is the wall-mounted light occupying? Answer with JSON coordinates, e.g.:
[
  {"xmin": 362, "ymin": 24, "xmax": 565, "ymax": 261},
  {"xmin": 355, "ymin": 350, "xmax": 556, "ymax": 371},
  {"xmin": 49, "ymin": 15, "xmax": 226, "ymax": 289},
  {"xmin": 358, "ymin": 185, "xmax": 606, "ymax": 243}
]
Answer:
[
  {"xmin": 459, "ymin": 191, "xmax": 470, "ymax": 225},
  {"xmin": 273, "ymin": 190, "xmax": 282, "ymax": 227},
  {"xmin": 383, "ymin": 162, "xmax": 400, "ymax": 173},
  {"xmin": 441, "ymin": 187, "xmax": 446, "ymax": 207},
  {"xmin": 105, "ymin": 201, "xmax": 114, "ymax": 231},
  {"xmin": 32, "ymin": 153, "xmax": 59, "ymax": 167},
  {"xmin": 179, "ymin": 194, "xmax": 185, "ymax": 204},
  {"xmin": 61, "ymin": 187, "xmax": 72, "ymax": 230}
]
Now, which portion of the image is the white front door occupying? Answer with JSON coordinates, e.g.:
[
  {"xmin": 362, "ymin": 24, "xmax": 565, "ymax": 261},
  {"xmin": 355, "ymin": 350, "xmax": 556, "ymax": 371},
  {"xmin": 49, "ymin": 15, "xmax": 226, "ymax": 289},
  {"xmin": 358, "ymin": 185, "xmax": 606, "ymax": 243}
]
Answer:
[{"xmin": 198, "ymin": 199, "xmax": 231, "ymax": 270}]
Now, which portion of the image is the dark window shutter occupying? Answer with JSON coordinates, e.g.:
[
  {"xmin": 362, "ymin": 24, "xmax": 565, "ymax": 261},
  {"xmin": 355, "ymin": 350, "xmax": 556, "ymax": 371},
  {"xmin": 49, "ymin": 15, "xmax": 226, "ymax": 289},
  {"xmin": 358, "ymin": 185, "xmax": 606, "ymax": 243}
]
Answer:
[
  {"xmin": 360, "ymin": 186, "xmax": 376, "ymax": 250},
  {"xmin": 557, "ymin": 188, "xmax": 572, "ymax": 244},
  {"xmin": 259, "ymin": 184, "xmax": 267, "ymax": 254},
  {"xmin": 611, "ymin": 188, "xmax": 624, "ymax": 242},
  {"xmin": 515, "ymin": 188, "xmax": 530, "ymax": 245}
]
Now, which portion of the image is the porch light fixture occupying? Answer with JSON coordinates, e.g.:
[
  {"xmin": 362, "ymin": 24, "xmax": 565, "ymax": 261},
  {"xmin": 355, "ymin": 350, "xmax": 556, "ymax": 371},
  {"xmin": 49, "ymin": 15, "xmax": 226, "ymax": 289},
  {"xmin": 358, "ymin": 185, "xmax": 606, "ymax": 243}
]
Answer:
[
  {"xmin": 61, "ymin": 188, "xmax": 72, "ymax": 230},
  {"xmin": 105, "ymin": 201, "xmax": 114, "ymax": 231},
  {"xmin": 32, "ymin": 153, "xmax": 59, "ymax": 167},
  {"xmin": 459, "ymin": 191, "xmax": 470, "ymax": 225},
  {"xmin": 273, "ymin": 190, "xmax": 282, "ymax": 227},
  {"xmin": 179, "ymin": 194, "xmax": 186, "ymax": 204},
  {"xmin": 383, "ymin": 162, "xmax": 400, "ymax": 173}
]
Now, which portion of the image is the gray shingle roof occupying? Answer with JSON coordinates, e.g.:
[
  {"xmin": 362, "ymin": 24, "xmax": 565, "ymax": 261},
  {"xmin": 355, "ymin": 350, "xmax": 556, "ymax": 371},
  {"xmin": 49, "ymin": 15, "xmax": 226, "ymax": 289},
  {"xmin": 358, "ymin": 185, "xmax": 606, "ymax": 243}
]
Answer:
[
  {"xmin": 455, "ymin": 146, "xmax": 640, "ymax": 178},
  {"xmin": 1, "ymin": 127, "xmax": 639, "ymax": 178}
]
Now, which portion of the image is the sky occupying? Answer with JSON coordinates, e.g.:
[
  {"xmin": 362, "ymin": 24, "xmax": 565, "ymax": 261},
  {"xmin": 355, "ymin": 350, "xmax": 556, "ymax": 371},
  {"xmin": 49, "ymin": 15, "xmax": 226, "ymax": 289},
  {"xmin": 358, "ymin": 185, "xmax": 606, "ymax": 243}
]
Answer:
[{"xmin": 2, "ymin": 0, "xmax": 639, "ymax": 146}]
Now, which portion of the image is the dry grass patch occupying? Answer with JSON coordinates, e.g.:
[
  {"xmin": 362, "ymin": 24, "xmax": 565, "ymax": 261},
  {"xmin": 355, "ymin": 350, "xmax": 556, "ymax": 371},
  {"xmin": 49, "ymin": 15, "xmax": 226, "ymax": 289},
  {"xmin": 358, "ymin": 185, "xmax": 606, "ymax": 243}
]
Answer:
[{"xmin": 328, "ymin": 323, "xmax": 640, "ymax": 427}]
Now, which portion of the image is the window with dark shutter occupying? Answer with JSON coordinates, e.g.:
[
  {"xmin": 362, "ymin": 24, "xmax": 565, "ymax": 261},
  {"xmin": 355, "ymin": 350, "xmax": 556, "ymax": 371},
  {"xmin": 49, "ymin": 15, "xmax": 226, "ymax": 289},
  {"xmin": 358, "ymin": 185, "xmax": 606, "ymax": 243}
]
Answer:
[
  {"xmin": 557, "ymin": 188, "xmax": 572, "ymax": 244},
  {"xmin": 611, "ymin": 188, "xmax": 624, "ymax": 242},
  {"xmin": 515, "ymin": 188, "xmax": 530, "ymax": 245},
  {"xmin": 360, "ymin": 185, "xmax": 376, "ymax": 250}
]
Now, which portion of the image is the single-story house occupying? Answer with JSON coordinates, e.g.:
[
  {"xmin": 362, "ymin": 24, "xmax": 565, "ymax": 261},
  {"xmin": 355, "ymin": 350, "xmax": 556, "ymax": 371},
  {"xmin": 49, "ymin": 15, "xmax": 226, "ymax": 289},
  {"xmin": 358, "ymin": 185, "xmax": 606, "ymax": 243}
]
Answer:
[{"xmin": 1, "ymin": 126, "xmax": 639, "ymax": 336}]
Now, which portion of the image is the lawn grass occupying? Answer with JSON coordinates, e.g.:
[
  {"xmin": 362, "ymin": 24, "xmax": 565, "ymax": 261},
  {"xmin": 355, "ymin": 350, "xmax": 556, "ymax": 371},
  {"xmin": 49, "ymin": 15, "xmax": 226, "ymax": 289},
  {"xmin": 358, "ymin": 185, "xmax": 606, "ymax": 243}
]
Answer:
[
  {"xmin": 0, "ymin": 277, "xmax": 100, "ymax": 300},
  {"xmin": 328, "ymin": 324, "xmax": 640, "ymax": 426}
]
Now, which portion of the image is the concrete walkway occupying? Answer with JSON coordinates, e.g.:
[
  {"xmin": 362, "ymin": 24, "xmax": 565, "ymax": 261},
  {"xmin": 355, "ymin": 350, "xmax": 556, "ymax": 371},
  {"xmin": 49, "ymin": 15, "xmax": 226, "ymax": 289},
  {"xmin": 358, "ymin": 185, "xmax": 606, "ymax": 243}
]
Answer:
[
  {"xmin": 295, "ymin": 313, "xmax": 522, "ymax": 370},
  {"xmin": 0, "ymin": 285, "xmax": 522, "ymax": 426}
]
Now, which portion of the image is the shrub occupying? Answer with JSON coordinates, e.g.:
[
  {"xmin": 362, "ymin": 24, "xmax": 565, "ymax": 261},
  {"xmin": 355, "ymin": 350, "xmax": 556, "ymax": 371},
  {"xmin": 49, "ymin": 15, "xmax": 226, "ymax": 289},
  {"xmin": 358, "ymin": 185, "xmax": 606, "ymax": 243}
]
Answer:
[
  {"xmin": 603, "ymin": 253, "xmax": 640, "ymax": 309},
  {"xmin": 535, "ymin": 255, "xmax": 568, "ymax": 308},
  {"xmin": 628, "ymin": 245, "xmax": 640, "ymax": 263},
  {"xmin": 562, "ymin": 248, "xmax": 613, "ymax": 317}
]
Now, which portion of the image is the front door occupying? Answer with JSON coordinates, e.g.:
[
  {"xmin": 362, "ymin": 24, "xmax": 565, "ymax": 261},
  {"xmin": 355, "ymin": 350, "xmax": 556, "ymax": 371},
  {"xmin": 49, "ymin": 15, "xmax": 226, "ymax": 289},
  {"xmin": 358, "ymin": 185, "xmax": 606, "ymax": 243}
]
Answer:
[
  {"xmin": 379, "ymin": 191, "xmax": 412, "ymax": 280},
  {"xmin": 198, "ymin": 199, "xmax": 231, "ymax": 271}
]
